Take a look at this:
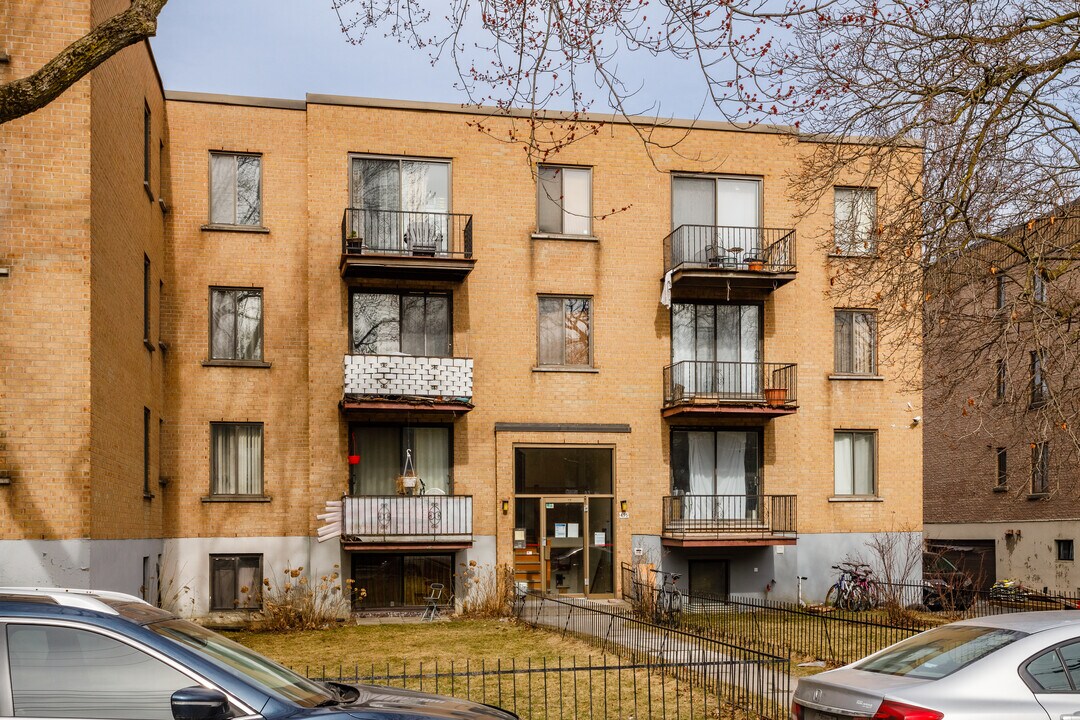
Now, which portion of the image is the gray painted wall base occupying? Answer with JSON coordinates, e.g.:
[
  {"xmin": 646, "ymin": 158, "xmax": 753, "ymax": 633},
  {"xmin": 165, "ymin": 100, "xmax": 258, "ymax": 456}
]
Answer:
[{"xmin": 0, "ymin": 538, "xmax": 164, "ymax": 600}]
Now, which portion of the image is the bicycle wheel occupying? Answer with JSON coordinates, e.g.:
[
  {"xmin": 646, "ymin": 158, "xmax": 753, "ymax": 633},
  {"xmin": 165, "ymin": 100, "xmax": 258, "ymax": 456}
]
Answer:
[
  {"xmin": 670, "ymin": 589, "xmax": 684, "ymax": 621},
  {"xmin": 825, "ymin": 584, "xmax": 841, "ymax": 608}
]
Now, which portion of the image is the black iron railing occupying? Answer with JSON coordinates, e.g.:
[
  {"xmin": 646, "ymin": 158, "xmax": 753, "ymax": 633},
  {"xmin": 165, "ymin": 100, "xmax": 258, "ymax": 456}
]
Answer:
[
  {"xmin": 663, "ymin": 225, "xmax": 796, "ymax": 274},
  {"xmin": 662, "ymin": 495, "xmax": 797, "ymax": 540},
  {"xmin": 341, "ymin": 495, "xmax": 472, "ymax": 542},
  {"xmin": 341, "ymin": 208, "xmax": 473, "ymax": 259},
  {"xmin": 663, "ymin": 361, "xmax": 797, "ymax": 406}
]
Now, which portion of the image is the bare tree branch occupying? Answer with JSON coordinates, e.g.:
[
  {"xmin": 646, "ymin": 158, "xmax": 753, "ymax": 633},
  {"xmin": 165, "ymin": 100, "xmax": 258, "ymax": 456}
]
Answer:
[{"xmin": 0, "ymin": 0, "xmax": 169, "ymax": 125}]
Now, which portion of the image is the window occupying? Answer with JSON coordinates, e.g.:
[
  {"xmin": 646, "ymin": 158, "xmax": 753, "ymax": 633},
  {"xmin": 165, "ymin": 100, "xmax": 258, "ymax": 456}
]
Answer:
[
  {"xmin": 349, "ymin": 156, "xmax": 449, "ymax": 251},
  {"xmin": 210, "ymin": 423, "xmax": 263, "ymax": 495},
  {"xmin": 351, "ymin": 291, "xmax": 450, "ymax": 356},
  {"xmin": 538, "ymin": 296, "xmax": 592, "ymax": 366},
  {"xmin": 7, "ymin": 624, "xmax": 194, "ymax": 719},
  {"xmin": 209, "ymin": 152, "xmax": 262, "ymax": 226},
  {"xmin": 996, "ymin": 447, "xmax": 1007, "ymax": 487},
  {"xmin": 1058, "ymin": 540, "xmax": 1074, "ymax": 562},
  {"xmin": 996, "ymin": 360, "xmax": 1006, "ymax": 400},
  {"xmin": 834, "ymin": 187, "xmax": 877, "ymax": 255},
  {"xmin": 834, "ymin": 310, "xmax": 876, "ymax": 375},
  {"xmin": 671, "ymin": 430, "xmax": 761, "ymax": 513},
  {"xmin": 671, "ymin": 303, "xmax": 761, "ymax": 396},
  {"xmin": 1034, "ymin": 271, "xmax": 1047, "ymax": 303},
  {"xmin": 537, "ymin": 165, "xmax": 592, "ymax": 235},
  {"xmin": 210, "ymin": 288, "xmax": 264, "ymax": 361},
  {"xmin": 143, "ymin": 102, "xmax": 151, "ymax": 188},
  {"xmin": 671, "ymin": 176, "xmax": 763, "ymax": 265},
  {"xmin": 995, "ymin": 274, "xmax": 1006, "ymax": 310},
  {"xmin": 1032, "ymin": 441, "xmax": 1050, "ymax": 494},
  {"xmin": 143, "ymin": 254, "xmax": 151, "ymax": 346},
  {"xmin": 834, "ymin": 431, "xmax": 876, "ymax": 496},
  {"xmin": 352, "ymin": 553, "xmax": 454, "ymax": 608},
  {"xmin": 1031, "ymin": 351, "xmax": 1048, "ymax": 406},
  {"xmin": 143, "ymin": 407, "xmax": 151, "ymax": 496},
  {"xmin": 210, "ymin": 554, "xmax": 262, "ymax": 610},
  {"xmin": 1027, "ymin": 649, "xmax": 1072, "ymax": 691},
  {"xmin": 349, "ymin": 425, "xmax": 450, "ymax": 495},
  {"xmin": 858, "ymin": 624, "xmax": 1025, "ymax": 680}
]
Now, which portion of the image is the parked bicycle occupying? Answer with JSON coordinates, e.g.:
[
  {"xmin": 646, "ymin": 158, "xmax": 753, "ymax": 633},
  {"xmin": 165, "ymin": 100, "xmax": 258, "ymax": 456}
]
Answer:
[
  {"xmin": 825, "ymin": 561, "xmax": 881, "ymax": 611},
  {"xmin": 650, "ymin": 568, "xmax": 684, "ymax": 625}
]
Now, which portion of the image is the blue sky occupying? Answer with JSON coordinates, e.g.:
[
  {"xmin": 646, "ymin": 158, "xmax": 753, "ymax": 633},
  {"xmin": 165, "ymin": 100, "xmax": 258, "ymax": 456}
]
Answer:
[{"xmin": 150, "ymin": 0, "xmax": 719, "ymax": 121}]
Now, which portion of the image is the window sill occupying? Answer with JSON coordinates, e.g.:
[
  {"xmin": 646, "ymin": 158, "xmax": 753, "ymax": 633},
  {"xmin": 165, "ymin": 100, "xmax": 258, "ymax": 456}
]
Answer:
[
  {"xmin": 201, "ymin": 224, "xmax": 270, "ymax": 234},
  {"xmin": 828, "ymin": 495, "xmax": 883, "ymax": 503},
  {"xmin": 202, "ymin": 495, "xmax": 272, "ymax": 503},
  {"xmin": 143, "ymin": 339, "xmax": 156, "ymax": 353},
  {"xmin": 143, "ymin": 492, "xmax": 154, "ymax": 501},
  {"xmin": 829, "ymin": 374, "xmax": 884, "ymax": 381},
  {"xmin": 531, "ymin": 232, "xmax": 599, "ymax": 243},
  {"xmin": 992, "ymin": 485, "xmax": 1008, "ymax": 493},
  {"xmin": 1027, "ymin": 493, "xmax": 1050, "ymax": 501},
  {"xmin": 532, "ymin": 366, "xmax": 599, "ymax": 373},
  {"xmin": 827, "ymin": 252, "xmax": 878, "ymax": 260},
  {"xmin": 202, "ymin": 359, "xmax": 272, "ymax": 369},
  {"xmin": 143, "ymin": 180, "xmax": 154, "ymax": 201}
]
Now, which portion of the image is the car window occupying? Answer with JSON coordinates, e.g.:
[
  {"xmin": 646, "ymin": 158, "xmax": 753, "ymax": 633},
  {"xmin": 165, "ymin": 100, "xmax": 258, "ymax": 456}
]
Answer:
[
  {"xmin": 1028, "ymin": 649, "xmax": 1073, "ymax": 691},
  {"xmin": 857, "ymin": 625, "xmax": 1026, "ymax": 680},
  {"xmin": 7, "ymin": 624, "xmax": 195, "ymax": 719}
]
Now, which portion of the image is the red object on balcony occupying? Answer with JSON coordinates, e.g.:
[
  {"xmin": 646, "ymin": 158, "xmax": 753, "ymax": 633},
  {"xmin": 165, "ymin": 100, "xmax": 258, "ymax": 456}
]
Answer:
[{"xmin": 348, "ymin": 455, "xmax": 360, "ymax": 465}]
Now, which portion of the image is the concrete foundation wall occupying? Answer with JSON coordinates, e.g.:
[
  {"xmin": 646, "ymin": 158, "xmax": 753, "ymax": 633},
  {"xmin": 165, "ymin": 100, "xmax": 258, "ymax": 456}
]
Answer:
[{"xmin": 0, "ymin": 538, "xmax": 163, "ymax": 599}]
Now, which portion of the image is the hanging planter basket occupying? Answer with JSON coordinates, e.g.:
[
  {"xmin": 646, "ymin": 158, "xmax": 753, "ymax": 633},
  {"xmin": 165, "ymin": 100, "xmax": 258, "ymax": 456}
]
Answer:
[{"xmin": 396, "ymin": 449, "xmax": 422, "ymax": 494}]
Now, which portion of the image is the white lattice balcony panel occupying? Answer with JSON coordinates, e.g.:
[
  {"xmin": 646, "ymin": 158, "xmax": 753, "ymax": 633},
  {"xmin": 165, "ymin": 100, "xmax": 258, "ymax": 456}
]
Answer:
[{"xmin": 344, "ymin": 355, "xmax": 473, "ymax": 400}]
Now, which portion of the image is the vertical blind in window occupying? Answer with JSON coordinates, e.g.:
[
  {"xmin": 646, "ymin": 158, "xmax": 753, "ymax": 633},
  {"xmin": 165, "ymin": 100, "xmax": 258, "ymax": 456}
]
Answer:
[
  {"xmin": 211, "ymin": 424, "xmax": 263, "ymax": 495},
  {"xmin": 210, "ymin": 555, "xmax": 262, "ymax": 610},
  {"xmin": 835, "ymin": 310, "xmax": 876, "ymax": 374},
  {"xmin": 210, "ymin": 153, "xmax": 261, "ymax": 226},
  {"xmin": 351, "ymin": 426, "xmax": 450, "ymax": 495},
  {"xmin": 834, "ymin": 431, "xmax": 875, "ymax": 495},
  {"xmin": 211, "ymin": 289, "xmax": 263, "ymax": 361}
]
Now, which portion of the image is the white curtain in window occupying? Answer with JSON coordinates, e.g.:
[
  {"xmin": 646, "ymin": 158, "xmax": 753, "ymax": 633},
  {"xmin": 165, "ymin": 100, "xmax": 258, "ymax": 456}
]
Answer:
[
  {"xmin": 715, "ymin": 178, "xmax": 761, "ymax": 252},
  {"xmin": 834, "ymin": 433, "xmax": 853, "ymax": 495},
  {"xmin": 672, "ymin": 177, "xmax": 716, "ymax": 265},
  {"xmin": 835, "ymin": 188, "xmax": 876, "ymax": 254},
  {"xmin": 210, "ymin": 154, "xmax": 236, "ymax": 224},
  {"xmin": 685, "ymin": 431, "xmax": 716, "ymax": 520},
  {"xmin": 853, "ymin": 433, "xmax": 875, "ymax": 495},
  {"xmin": 853, "ymin": 313, "xmax": 875, "ymax": 373},
  {"xmin": 212, "ymin": 425, "xmax": 262, "ymax": 495},
  {"xmin": 407, "ymin": 427, "xmax": 450, "ymax": 493},
  {"xmin": 715, "ymin": 432, "xmax": 748, "ymax": 518},
  {"xmin": 561, "ymin": 168, "xmax": 591, "ymax": 236}
]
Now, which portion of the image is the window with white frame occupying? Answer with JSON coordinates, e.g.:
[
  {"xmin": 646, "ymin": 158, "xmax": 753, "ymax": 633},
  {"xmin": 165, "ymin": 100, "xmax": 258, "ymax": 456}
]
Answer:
[
  {"xmin": 537, "ymin": 165, "xmax": 592, "ymax": 235},
  {"xmin": 834, "ymin": 430, "xmax": 876, "ymax": 496},
  {"xmin": 210, "ymin": 423, "xmax": 263, "ymax": 495},
  {"xmin": 210, "ymin": 288, "xmax": 263, "ymax": 361},
  {"xmin": 209, "ymin": 152, "xmax": 262, "ymax": 226},
  {"xmin": 834, "ymin": 187, "xmax": 876, "ymax": 255},
  {"xmin": 834, "ymin": 310, "xmax": 876, "ymax": 375},
  {"xmin": 538, "ymin": 296, "xmax": 592, "ymax": 366}
]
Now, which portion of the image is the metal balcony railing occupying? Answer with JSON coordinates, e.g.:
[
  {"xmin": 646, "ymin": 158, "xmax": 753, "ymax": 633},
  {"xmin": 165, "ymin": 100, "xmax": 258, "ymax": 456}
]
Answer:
[
  {"xmin": 341, "ymin": 495, "xmax": 473, "ymax": 543},
  {"xmin": 341, "ymin": 208, "xmax": 473, "ymax": 259},
  {"xmin": 663, "ymin": 360, "xmax": 797, "ymax": 406},
  {"xmin": 663, "ymin": 225, "xmax": 796, "ymax": 274},
  {"xmin": 662, "ymin": 494, "xmax": 797, "ymax": 540}
]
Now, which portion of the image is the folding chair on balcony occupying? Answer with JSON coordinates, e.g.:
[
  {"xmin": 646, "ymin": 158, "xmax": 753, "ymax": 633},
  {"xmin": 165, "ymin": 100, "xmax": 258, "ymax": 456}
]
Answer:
[{"xmin": 421, "ymin": 582, "xmax": 445, "ymax": 621}]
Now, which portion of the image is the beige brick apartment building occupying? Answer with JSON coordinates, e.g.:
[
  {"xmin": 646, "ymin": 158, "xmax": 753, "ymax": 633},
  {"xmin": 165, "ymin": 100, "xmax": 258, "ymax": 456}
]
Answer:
[{"xmin": 1, "ymin": 3, "xmax": 923, "ymax": 614}]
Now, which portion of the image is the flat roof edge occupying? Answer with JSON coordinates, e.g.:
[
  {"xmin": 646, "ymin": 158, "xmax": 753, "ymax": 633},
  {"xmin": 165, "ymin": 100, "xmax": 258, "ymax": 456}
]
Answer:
[{"xmin": 164, "ymin": 90, "xmax": 307, "ymax": 110}]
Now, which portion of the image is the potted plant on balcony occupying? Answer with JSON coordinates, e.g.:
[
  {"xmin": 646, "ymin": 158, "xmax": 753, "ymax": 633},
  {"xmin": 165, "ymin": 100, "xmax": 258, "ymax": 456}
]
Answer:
[
  {"xmin": 764, "ymin": 387, "xmax": 788, "ymax": 407},
  {"xmin": 745, "ymin": 255, "xmax": 764, "ymax": 272},
  {"xmin": 396, "ymin": 449, "xmax": 421, "ymax": 495}
]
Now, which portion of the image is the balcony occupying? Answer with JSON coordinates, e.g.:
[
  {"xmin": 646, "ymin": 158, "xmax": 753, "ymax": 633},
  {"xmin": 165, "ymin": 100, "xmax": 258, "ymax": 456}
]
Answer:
[
  {"xmin": 342, "ymin": 354, "xmax": 474, "ymax": 416},
  {"xmin": 661, "ymin": 495, "xmax": 797, "ymax": 547},
  {"xmin": 340, "ymin": 208, "xmax": 475, "ymax": 281},
  {"xmin": 663, "ymin": 225, "xmax": 796, "ymax": 301},
  {"xmin": 662, "ymin": 361, "xmax": 797, "ymax": 418},
  {"xmin": 341, "ymin": 495, "xmax": 473, "ymax": 549}
]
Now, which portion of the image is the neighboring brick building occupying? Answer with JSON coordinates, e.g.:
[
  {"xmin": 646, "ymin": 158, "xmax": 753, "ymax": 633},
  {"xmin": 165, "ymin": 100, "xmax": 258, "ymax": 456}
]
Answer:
[
  {"xmin": 1, "ymin": 17, "xmax": 923, "ymax": 614},
  {"xmin": 924, "ymin": 212, "xmax": 1080, "ymax": 593}
]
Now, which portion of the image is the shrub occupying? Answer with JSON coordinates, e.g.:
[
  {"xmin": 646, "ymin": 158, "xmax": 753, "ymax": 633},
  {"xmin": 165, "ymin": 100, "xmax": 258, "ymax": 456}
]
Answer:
[
  {"xmin": 255, "ymin": 564, "xmax": 364, "ymax": 631},
  {"xmin": 457, "ymin": 562, "xmax": 515, "ymax": 618}
]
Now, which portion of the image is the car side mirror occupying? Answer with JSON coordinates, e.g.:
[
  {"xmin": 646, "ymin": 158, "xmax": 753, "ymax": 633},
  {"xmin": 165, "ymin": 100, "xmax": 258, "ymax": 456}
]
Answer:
[{"xmin": 171, "ymin": 686, "xmax": 231, "ymax": 720}]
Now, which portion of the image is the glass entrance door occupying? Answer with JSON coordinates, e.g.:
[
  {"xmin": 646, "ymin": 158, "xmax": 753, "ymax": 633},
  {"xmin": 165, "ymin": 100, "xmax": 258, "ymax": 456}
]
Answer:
[{"xmin": 543, "ymin": 500, "xmax": 585, "ymax": 594}]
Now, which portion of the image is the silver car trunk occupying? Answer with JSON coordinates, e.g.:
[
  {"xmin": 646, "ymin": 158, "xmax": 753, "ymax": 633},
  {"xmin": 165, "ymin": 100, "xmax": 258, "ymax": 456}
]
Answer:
[{"xmin": 794, "ymin": 668, "xmax": 930, "ymax": 716}]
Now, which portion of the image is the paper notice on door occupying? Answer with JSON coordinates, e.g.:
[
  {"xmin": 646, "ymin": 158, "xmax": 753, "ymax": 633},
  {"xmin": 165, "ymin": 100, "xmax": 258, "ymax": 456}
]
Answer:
[
  {"xmin": 593, "ymin": 531, "xmax": 606, "ymax": 545},
  {"xmin": 567, "ymin": 523, "xmax": 580, "ymax": 538},
  {"xmin": 554, "ymin": 523, "xmax": 567, "ymax": 538}
]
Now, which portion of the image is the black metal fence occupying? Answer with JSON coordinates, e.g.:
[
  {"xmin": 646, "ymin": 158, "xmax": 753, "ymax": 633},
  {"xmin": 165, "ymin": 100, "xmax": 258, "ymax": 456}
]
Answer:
[
  {"xmin": 664, "ymin": 361, "xmax": 797, "ymax": 407},
  {"xmin": 515, "ymin": 591, "xmax": 791, "ymax": 720},
  {"xmin": 304, "ymin": 654, "xmax": 775, "ymax": 720},
  {"xmin": 664, "ymin": 225, "xmax": 796, "ymax": 273},
  {"xmin": 341, "ymin": 208, "xmax": 473, "ymax": 258},
  {"xmin": 661, "ymin": 495, "xmax": 797, "ymax": 541}
]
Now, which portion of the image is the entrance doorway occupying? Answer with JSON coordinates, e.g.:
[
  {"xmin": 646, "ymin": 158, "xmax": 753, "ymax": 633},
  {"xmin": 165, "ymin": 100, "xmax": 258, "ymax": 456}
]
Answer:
[{"xmin": 512, "ymin": 447, "xmax": 615, "ymax": 597}]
